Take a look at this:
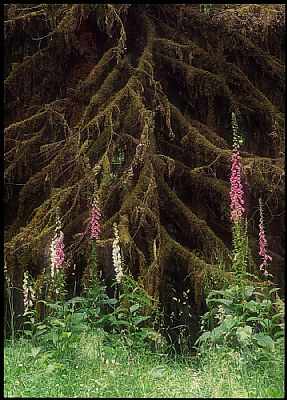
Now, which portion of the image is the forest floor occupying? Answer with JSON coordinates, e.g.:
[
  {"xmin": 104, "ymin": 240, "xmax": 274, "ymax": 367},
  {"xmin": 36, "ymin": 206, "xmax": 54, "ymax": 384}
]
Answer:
[{"xmin": 4, "ymin": 332, "xmax": 284, "ymax": 398}]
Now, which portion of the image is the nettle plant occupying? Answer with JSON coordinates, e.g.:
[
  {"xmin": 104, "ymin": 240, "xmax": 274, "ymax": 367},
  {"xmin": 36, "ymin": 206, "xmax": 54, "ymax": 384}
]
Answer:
[{"xmin": 195, "ymin": 114, "xmax": 285, "ymax": 356}]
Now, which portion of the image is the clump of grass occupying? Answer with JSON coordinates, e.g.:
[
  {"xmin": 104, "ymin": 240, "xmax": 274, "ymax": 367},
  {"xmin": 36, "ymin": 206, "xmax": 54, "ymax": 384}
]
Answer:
[{"xmin": 197, "ymin": 341, "xmax": 285, "ymax": 398}]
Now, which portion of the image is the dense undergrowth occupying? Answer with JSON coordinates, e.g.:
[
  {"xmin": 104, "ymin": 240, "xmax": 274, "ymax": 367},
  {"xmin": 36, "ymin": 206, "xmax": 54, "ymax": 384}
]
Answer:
[
  {"xmin": 4, "ymin": 275, "xmax": 285, "ymax": 399},
  {"xmin": 4, "ymin": 261, "xmax": 285, "ymax": 398}
]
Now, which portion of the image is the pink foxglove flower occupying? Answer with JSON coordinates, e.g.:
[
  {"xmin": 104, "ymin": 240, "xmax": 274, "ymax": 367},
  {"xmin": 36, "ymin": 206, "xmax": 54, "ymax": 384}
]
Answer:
[
  {"xmin": 50, "ymin": 231, "xmax": 65, "ymax": 278},
  {"xmin": 258, "ymin": 198, "xmax": 272, "ymax": 277},
  {"xmin": 22, "ymin": 271, "xmax": 36, "ymax": 315},
  {"xmin": 23, "ymin": 273, "xmax": 29, "ymax": 308},
  {"xmin": 91, "ymin": 196, "xmax": 101, "ymax": 239},
  {"xmin": 230, "ymin": 141, "xmax": 245, "ymax": 222},
  {"xmin": 112, "ymin": 222, "xmax": 123, "ymax": 283}
]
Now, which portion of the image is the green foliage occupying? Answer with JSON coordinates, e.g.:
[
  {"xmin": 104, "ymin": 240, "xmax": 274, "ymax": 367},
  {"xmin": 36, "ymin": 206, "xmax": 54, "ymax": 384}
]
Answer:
[
  {"xmin": 231, "ymin": 218, "xmax": 250, "ymax": 282},
  {"xmin": 109, "ymin": 272, "xmax": 162, "ymax": 354},
  {"xmin": 195, "ymin": 284, "xmax": 285, "ymax": 357},
  {"xmin": 66, "ymin": 281, "xmax": 119, "ymax": 332},
  {"xmin": 71, "ymin": 272, "xmax": 165, "ymax": 354},
  {"xmin": 19, "ymin": 268, "xmax": 165, "ymax": 359},
  {"xmin": 23, "ymin": 299, "xmax": 79, "ymax": 356}
]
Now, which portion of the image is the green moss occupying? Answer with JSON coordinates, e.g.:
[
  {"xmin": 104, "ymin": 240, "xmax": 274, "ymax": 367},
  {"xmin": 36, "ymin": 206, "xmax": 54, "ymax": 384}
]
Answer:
[
  {"xmin": 159, "ymin": 176, "xmax": 230, "ymax": 262},
  {"xmin": 80, "ymin": 69, "xmax": 122, "ymax": 126},
  {"xmin": 158, "ymin": 227, "xmax": 233, "ymax": 308}
]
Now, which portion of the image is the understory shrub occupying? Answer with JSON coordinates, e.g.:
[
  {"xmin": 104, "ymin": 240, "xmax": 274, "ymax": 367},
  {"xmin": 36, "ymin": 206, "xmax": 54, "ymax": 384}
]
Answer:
[{"xmin": 195, "ymin": 283, "xmax": 285, "ymax": 359}]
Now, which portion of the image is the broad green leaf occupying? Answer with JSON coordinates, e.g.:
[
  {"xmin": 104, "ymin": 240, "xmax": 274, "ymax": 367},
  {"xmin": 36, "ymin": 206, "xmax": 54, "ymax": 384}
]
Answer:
[
  {"xmin": 220, "ymin": 315, "xmax": 237, "ymax": 331},
  {"xmin": 207, "ymin": 298, "xmax": 233, "ymax": 306},
  {"xmin": 210, "ymin": 326, "xmax": 222, "ymax": 341},
  {"xmin": 130, "ymin": 303, "xmax": 140, "ymax": 313},
  {"xmin": 66, "ymin": 296, "xmax": 86, "ymax": 304},
  {"xmin": 101, "ymin": 298, "xmax": 118, "ymax": 305},
  {"xmin": 50, "ymin": 319, "xmax": 65, "ymax": 328},
  {"xmin": 34, "ymin": 329, "xmax": 46, "ymax": 337},
  {"xmin": 69, "ymin": 332, "xmax": 78, "ymax": 341},
  {"xmin": 35, "ymin": 324, "xmax": 47, "ymax": 330},
  {"xmin": 46, "ymin": 363, "xmax": 61, "ymax": 373},
  {"xmin": 61, "ymin": 331, "xmax": 72, "ymax": 339},
  {"xmin": 244, "ymin": 286, "xmax": 255, "ymax": 298},
  {"xmin": 236, "ymin": 326, "xmax": 252, "ymax": 342},
  {"xmin": 138, "ymin": 330, "xmax": 149, "ymax": 339},
  {"xmin": 208, "ymin": 289, "xmax": 234, "ymax": 298},
  {"xmin": 259, "ymin": 319, "xmax": 270, "ymax": 330},
  {"xmin": 243, "ymin": 301, "xmax": 261, "ymax": 312},
  {"xmin": 266, "ymin": 388, "xmax": 281, "ymax": 398},
  {"xmin": 246, "ymin": 316, "xmax": 263, "ymax": 322},
  {"xmin": 271, "ymin": 312, "xmax": 284, "ymax": 321},
  {"xmin": 133, "ymin": 315, "xmax": 150, "ymax": 326},
  {"xmin": 115, "ymin": 306, "xmax": 129, "ymax": 313},
  {"xmin": 44, "ymin": 303, "xmax": 63, "ymax": 311},
  {"xmin": 52, "ymin": 332, "xmax": 60, "ymax": 346},
  {"xmin": 69, "ymin": 312, "xmax": 87, "ymax": 322},
  {"xmin": 65, "ymin": 314, "xmax": 71, "ymax": 322},
  {"xmin": 254, "ymin": 333, "xmax": 275, "ymax": 351},
  {"xmin": 274, "ymin": 331, "xmax": 285, "ymax": 339},
  {"xmin": 194, "ymin": 331, "xmax": 211, "ymax": 345},
  {"xmin": 111, "ymin": 320, "xmax": 130, "ymax": 326},
  {"xmin": 269, "ymin": 287, "xmax": 280, "ymax": 295},
  {"xmin": 252, "ymin": 291, "xmax": 265, "ymax": 297},
  {"xmin": 30, "ymin": 347, "xmax": 41, "ymax": 358},
  {"xmin": 37, "ymin": 300, "xmax": 50, "ymax": 306}
]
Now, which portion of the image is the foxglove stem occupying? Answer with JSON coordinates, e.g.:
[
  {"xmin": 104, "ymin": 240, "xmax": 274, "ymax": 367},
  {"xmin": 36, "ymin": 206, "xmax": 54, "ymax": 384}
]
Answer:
[
  {"xmin": 112, "ymin": 222, "xmax": 123, "ymax": 283},
  {"xmin": 258, "ymin": 198, "xmax": 272, "ymax": 277}
]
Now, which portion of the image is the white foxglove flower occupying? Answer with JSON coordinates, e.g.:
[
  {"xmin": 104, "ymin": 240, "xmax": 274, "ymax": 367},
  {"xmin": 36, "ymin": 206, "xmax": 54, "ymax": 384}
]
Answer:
[{"xmin": 112, "ymin": 223, "xmax": 123, "ymax": 283}]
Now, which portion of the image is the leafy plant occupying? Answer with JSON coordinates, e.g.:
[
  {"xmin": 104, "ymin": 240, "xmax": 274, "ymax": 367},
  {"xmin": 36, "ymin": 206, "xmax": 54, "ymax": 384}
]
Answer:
[
  {"xmin": 26, "ymin": 300, "xmax": 79, "ymax": 355},
  {"xmin": 68, "ymin": 282, "xmax": 119, "ymax": 331},
  {"xmin": 30, "ymin": 273, "xmax": 164, "ymax": 357},
  {"xmin": 195, "ymin": 284, "xmax": 285, "ymax": 356},
  {"xmin": 109, "ymin": 272, "xmax": 161, "ymax": 354}
]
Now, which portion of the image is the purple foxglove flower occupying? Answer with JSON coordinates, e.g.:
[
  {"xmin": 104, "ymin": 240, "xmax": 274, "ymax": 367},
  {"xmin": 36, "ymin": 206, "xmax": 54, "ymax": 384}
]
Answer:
[{"xmin": 91, "ymin": 198, "xmax": 101, "ymax": 239}]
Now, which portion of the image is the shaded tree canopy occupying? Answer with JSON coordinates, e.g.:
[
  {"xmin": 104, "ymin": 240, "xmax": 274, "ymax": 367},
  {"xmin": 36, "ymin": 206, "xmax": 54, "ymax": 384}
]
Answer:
[{"xmin": 4, "ymin": 4, "xmax": 285, "ymax": 329}]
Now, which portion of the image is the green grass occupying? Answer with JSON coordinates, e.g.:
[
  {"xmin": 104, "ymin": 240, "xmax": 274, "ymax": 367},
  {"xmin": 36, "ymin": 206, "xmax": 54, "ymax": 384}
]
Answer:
[{"xmin": 4, "ymin": 332, "xmax": 285, "ymax": 398}]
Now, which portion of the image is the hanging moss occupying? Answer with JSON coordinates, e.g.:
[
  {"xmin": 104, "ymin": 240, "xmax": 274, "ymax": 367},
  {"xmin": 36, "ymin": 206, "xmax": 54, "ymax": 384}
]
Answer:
[{"xmin": 4, "ymin": 4, "xmax": 285, "ymax": 336}]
